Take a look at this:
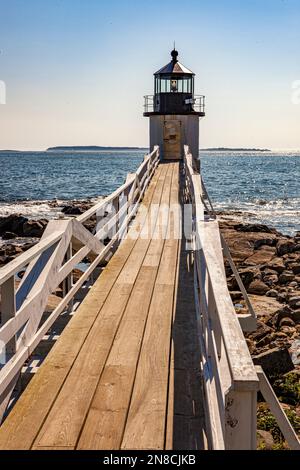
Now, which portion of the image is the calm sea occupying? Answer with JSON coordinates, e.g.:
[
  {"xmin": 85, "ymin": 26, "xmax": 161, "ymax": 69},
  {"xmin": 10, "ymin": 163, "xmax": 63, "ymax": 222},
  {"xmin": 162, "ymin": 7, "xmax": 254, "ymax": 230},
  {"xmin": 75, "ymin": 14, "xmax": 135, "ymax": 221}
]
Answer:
[{"xmin": 0, "ymin": 150, "xmax": 299, "ymax": 235}]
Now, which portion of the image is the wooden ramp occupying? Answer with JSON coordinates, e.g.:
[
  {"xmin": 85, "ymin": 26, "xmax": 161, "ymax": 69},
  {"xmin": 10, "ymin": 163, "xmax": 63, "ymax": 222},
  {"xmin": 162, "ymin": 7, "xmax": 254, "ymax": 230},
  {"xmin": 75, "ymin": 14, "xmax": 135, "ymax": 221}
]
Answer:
[{"xmin": 0, "ymin": 162, "xmax": 206, "ymax": 450}]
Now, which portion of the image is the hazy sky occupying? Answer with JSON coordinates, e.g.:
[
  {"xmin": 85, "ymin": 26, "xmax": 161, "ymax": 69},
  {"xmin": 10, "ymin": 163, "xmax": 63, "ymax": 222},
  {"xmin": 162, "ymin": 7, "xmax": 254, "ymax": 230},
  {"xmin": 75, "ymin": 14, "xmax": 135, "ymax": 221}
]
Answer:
[{"xmin": 0, "ymin": 0, "xmax": 300, "ymax": 150}]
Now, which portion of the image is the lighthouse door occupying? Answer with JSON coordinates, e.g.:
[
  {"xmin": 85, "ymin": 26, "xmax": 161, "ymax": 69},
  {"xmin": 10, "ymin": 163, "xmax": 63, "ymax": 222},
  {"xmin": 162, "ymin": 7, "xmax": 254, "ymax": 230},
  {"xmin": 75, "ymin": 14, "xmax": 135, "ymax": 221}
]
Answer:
[{"xmin": 163, "ymin": 119, "xmax": 181, "ymax": 160}]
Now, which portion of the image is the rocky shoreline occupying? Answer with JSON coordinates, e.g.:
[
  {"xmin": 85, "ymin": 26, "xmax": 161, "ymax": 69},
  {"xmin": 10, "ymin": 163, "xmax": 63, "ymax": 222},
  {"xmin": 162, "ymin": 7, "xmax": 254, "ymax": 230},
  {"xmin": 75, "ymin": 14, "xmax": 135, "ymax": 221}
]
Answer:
[
  {"xmin": 0, "ymin": 206, "xmax": 299, "ymax": 448},
  {"xmin": 0, "ymin": 199, "xmax": 96, "ymax": 265},
  {"xmin": 219, "ymin": 217, "xmax": 300, "ymax": 449}
]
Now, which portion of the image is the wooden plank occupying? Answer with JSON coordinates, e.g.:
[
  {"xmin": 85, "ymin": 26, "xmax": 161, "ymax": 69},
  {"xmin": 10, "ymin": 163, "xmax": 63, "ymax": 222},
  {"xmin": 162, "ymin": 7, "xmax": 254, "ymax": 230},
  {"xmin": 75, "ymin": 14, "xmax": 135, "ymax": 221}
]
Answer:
[
  {"xmin": 165, "ymin": 238, "xmax": 206, "ymax": 450},
  {"xmin": 76, "ymin": 266, "xmax": 158, "ymax": 450},
  {"xmin": 77, "ymin": 164, "xmax": 175, "ymax": 449},
  {"xmin": 31, "ymin": 164, "xmax": 170, "ymax": 449},
  {"xmin": 0, "ymin": 164, "xmax": 163, "ymax": 450},
  {"xmin": 121, "ymin": 164, "xmax": 180, "ymax": 450}
]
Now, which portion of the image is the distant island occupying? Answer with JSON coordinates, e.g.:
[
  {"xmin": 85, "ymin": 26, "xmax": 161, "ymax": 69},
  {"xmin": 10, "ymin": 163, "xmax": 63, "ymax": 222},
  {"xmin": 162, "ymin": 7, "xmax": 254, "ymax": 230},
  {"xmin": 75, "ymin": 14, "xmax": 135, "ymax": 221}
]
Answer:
[
  {"xmin": 47, "ymin": 146, "xmax": 148, "ymax": 152},
  {"xmin": 200, "ymin": 147, "xmax": 271, "ymax": 152},
  {"xmin": 0, "ymin": 146, "xmax": 272, "ymax": 154}
]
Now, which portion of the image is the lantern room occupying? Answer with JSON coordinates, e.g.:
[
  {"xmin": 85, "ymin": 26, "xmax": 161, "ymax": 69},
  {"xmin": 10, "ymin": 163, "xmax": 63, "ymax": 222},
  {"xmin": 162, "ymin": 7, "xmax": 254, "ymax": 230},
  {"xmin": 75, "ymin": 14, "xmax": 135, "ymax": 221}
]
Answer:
[{"xmin": 144, "ymin": 49, "xmax": 205, "ymax": 117}]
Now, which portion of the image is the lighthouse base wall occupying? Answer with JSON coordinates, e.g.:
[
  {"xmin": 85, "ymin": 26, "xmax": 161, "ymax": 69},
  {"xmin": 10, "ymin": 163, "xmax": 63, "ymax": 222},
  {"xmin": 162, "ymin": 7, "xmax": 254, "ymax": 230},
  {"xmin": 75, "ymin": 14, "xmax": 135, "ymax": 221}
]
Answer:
[{"xmin": 149, "ymin": 114, "xmax": 199, "ymax": 162}]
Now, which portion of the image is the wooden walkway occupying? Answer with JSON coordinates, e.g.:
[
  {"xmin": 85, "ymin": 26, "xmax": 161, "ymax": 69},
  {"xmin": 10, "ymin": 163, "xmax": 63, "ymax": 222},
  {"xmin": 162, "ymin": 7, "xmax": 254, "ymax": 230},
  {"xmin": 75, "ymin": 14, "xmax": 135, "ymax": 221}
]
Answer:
[{"xmin": 0, "ymin": 162, "xmax": 205, "ymax": 450}]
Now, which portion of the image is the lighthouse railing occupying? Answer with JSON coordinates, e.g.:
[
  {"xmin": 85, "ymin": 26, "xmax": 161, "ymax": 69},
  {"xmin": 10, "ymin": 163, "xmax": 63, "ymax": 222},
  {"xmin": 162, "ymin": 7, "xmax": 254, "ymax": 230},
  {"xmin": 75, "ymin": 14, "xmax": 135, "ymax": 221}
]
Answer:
[
  {"xmin": 192, "ymin": 95, "xmax": 205, "ymax": 114},
  {"xmin": 184, "ymin": 145, "xmax": 259, "ymax": 450},
  {"xmin": 0, "ymin": 146, "xmax": 160, "ymax": 421}
]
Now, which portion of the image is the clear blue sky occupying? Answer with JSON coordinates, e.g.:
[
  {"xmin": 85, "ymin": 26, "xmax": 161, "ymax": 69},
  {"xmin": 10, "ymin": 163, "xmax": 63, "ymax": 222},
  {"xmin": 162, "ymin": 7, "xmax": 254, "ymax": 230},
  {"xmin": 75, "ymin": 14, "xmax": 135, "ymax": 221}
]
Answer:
[{"xmin": 0, "ymin": 0, "xmax": 300, "ymax": 150}]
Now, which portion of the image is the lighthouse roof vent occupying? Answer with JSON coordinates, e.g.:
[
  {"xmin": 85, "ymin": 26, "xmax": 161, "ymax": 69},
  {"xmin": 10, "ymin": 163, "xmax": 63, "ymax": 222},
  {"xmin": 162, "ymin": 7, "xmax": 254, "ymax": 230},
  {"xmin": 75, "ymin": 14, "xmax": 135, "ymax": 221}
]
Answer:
[{"xmin": 154, "ymin": 49, "xmax": 194, "ymax": 76}]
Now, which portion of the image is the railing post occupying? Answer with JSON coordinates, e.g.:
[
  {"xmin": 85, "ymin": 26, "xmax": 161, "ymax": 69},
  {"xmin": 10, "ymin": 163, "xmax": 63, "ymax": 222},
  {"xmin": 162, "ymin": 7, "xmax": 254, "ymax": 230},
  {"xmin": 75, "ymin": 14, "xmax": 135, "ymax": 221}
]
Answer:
[
  {"xmin": 1, "ymin": 277, "xmax": 16, "ymax": 360},
  {"xmin": 225, "ymin": 388, "xmax": 257, "ymax": 450},
  {"xmin": 62, "ymin": 243, "xmax": 73, "ymax": 312},
  {"xmin": 0, "ymin": 277, "xmax": 19, "ymax": 422}
]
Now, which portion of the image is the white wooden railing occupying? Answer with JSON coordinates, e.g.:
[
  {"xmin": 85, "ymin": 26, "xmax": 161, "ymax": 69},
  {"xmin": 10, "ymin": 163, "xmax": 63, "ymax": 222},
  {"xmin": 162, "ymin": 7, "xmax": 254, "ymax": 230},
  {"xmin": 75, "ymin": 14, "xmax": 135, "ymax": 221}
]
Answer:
[
  {"xmin": 0, "ymin": 146, "xmax": 160, "ymax": 420},
  {"xmin": 184, "ymin": 146, "xmax": 259, "ymax": 449},
  {"xmin": 184, "ymin": 145, "xmax": 300, "ymax": 450}
]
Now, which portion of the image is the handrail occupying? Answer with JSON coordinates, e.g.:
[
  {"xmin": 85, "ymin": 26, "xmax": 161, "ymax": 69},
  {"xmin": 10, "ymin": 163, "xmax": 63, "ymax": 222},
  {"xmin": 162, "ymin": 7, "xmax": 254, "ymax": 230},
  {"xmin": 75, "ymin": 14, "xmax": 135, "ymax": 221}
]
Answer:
[
  {"xmin": 0, "ymin": 146, "xmax": 160, "ymax": 421},
  {"xmin": 184, "ymin": 145, "xmax": 259, "ymax": 450},
  {"xmin": 184, "ymin": 145, "xmax": 300, "ymax": 451},
  {"xmin": 143, "ymin": 94, "xmax": 205, "ymax": 114}
]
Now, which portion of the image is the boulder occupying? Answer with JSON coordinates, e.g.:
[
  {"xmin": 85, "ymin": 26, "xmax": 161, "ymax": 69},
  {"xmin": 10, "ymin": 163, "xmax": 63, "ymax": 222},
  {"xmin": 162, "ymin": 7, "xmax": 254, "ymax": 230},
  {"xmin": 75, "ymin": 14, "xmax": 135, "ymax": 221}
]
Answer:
[
  {"xmin": 253, "ymin": 347, "xmax": 294, "ymax": 376},
  {"xmin": 277, "ymin": 240, "xmax": 297, "ymax": 256},
  {"xmin": 279, "ymin": 271, "xmax": 295, "ymax": 285},
  {"xmin": 291, "ymin": 264, "xmax": 300, "ymax": 275},
  {"xmin": 234, "ymin": 223, "xmax": 277, "ymax": 234},
  {"xmin": 277, "ymin": 292, "xmax": 288, "ymax": 303},
  {"xmin": 262, "ymin": 272, "xmax": 279, "ymax": 286},
  {"xmin": 61, "ymin": 201, "xmax": 93, "ymax": 215},
  {"xmin": 288, "ymin": 296, "xmax": 300, "ymax": 308},
  {"xmin": 0, "ymin": 214, "xmax": 28, "ymax": 236},
  {"xmin": 267, "ymin": 306, "xmax": 293, "ymax": 328},
  {"xmin": 62, "ymin": 205, "xmax": 83, "ymax": 215},
  {"xmin": 291, "ymin": 310, "xmax": 300, "ymax": 323},
  {"xmin": 248, "ymin": 280, "xmax": 270, "ymax": 295},
  {"xmin": 221, "ymin": 229, "xmax": 277, "ymax": 263},
  {"xmin": 244, "ymin": 249, "xmax": 275, "ymax": 266},
  {"xmin": 251, "ymin": 321, "xmax": 274, "ymax": 342},
  {"xmin": 279, "ymin": 317, "xmax": 295, "ymax": 328},
  {"xmin": 240, "ymin": 267, "xmax": 261, "ymax": 284},
  {"xmin": 23, "ymin": 219, "xmax": 47, "ymax": 238},
  {"xmin": 266, "ymin": 289, "xmax": 278, "ymax": 298},
  {"xmin": 1, "ymin": 231, "xmax": 17, "ymax": 240},
  {"xmin": 248, "ymin": 294, "xmax": 282, "ymax": 319},
  {"xmin": 222, "ymin": 236, "xmax": 254, "ymax": 263},
  {"xmin": 264, "ymin": 257, "xmax": 285, "ymax": 274}
]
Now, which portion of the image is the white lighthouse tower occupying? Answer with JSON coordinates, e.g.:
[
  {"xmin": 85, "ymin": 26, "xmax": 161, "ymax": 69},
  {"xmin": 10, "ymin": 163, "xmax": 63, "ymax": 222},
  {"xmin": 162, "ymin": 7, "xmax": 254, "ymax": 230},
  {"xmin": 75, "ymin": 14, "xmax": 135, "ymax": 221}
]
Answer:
[{"xmin": 144, "ymin": 48, "xmax": 205, "ymax": 169}]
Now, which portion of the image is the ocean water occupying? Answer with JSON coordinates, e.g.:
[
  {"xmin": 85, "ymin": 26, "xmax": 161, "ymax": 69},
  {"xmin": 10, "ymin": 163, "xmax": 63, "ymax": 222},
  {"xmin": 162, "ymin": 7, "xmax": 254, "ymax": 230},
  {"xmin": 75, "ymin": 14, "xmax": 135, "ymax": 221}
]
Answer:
[
  {"xmin": 199, "ymin": 150, "xmax": 300, "ymax": 235},
  {"xmin": 0, "ymin": 150, "xmax": 299, "ymax": 235}
]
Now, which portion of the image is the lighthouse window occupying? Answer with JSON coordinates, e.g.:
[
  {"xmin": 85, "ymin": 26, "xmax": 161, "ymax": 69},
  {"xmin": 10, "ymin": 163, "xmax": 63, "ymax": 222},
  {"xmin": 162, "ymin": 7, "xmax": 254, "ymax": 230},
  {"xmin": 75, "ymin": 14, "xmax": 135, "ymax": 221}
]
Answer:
[
  {"xmin": 155, "ymin": 76, "xmax": 194, "ymax": 94},
  {"xmin": 182, "ymin": 79, "xmax": 189, "ymax": 93},
  {"xmin": 160, "ymin": 79, "xmax": 171, "ymax": 93},
  {"xmin": 177, "ymin": 79, "xmax": 183, "ymax": 92}
]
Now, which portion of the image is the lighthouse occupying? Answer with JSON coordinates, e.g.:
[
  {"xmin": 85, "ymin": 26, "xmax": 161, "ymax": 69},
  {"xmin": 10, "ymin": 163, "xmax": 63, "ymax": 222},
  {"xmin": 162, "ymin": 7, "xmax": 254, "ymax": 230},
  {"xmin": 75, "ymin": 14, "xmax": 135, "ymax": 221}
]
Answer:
[{"xmin": 144, "ymin": 48, "xmax": 205, "ymax": 169}]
